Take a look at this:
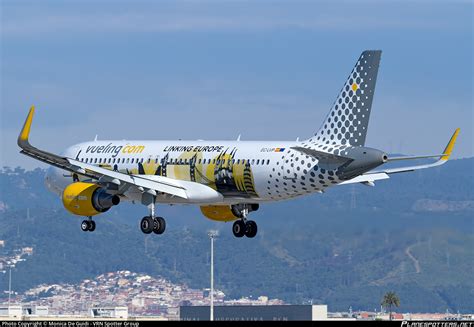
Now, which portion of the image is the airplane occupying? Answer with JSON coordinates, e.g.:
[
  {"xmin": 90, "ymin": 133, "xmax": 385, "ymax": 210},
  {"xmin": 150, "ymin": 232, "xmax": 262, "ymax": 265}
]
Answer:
[{"xmin": 17, "ymin": 50, "xmax": 460, "ymax": 238}]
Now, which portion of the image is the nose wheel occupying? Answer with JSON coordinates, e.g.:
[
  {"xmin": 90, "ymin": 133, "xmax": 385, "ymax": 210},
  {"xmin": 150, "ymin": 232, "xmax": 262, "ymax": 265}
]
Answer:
[
  {"xmin": 139, "ymin": 196, "xmax": 167, "ymax": 236},
  {"xmin": 81, "ymin": 218, "xmax": 96, "ymax": 232}
]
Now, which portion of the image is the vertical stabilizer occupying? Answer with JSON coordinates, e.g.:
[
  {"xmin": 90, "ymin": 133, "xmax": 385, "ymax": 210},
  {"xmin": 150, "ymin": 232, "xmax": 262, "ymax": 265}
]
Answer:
[{"xmin": 309, "ymin": 50, "xmax": 382, "ymax": 147}]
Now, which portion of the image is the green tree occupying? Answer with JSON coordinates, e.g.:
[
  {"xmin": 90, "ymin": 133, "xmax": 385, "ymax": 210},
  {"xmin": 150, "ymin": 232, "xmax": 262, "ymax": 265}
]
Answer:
[{"xmin": 381, "ymin": 291, "xmax": 400, "ymax": 320}]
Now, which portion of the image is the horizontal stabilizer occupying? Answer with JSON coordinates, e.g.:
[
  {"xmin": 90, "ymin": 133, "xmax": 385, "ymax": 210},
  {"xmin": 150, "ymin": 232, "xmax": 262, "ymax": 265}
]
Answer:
[
  {"xmin": 338, "ymin": 172, "xmax": 389, "ymax": 186},
  {"xmin": 387, "ymin": 154, "xmax": 445, "ymax": 162},
  {"xmin": 368, "ymin": 128, "xmax": 460, "ymax": 175}
]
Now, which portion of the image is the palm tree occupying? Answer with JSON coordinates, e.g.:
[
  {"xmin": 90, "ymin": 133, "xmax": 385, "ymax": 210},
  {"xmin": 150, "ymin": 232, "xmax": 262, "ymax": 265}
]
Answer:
[{"xmin": 381, "ymin": 291, "xmax": 400, "ymax": 320}]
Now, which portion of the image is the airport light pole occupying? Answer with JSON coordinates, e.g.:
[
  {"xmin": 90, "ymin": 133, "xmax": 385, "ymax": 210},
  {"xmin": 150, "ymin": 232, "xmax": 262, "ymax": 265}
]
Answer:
[
  {"xmin": 208, "ymin": 230, "xmax": 218, "ymax": 321},
  {"xmin": 8, "ymin": 265, "xmax": 12, "ymax": 306}
]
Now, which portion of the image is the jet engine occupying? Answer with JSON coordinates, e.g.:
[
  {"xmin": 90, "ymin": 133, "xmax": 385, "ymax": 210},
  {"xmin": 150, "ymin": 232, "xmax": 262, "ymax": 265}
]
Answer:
[
  {"xmin": 62, "ymin": 182, "xmax": 120, "ymax": 216},
  {"xmin": 200, "ymin": 203, "xmax": 259, "ymax": 222},
  {"xmin": 200, "ymin": 205, "xmax": 239, "ymax": 222}
]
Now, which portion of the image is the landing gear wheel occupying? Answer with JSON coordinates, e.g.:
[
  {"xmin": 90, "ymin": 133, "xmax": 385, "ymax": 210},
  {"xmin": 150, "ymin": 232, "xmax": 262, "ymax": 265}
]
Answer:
[
  {"xmin": 140, "ymin": 216, "xmax": 154, "ymax": 234},
  {"xmin": 153, "ymin": 217, "xmax": 166, "ymax": 235},
  {"xmin": 81, "ymin": 220, "xmax": 90, "ymax": 232},
  {"xmin": 245, "ymin": 220, "xmax": 258, "ymax": 238},
  {"xmin": 88, "ymin": 220, "xmax": 96, "ymax": 232},
  {"xmin": 232, "ymin": 220, "xmax": 246, "ymax": 238}
]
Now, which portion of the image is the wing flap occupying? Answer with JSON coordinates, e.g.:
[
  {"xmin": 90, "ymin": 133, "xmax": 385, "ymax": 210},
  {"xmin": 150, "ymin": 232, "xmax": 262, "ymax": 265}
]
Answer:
[{"xmin": 67, "ymin": 159, "xmax": 188, "ymax": 199}]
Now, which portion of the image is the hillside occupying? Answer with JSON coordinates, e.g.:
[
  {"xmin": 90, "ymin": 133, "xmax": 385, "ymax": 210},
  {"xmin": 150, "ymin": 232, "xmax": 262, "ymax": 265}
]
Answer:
[{"xmin": 0, "ymin": 158, "xmax": 473, "ymax": 312}]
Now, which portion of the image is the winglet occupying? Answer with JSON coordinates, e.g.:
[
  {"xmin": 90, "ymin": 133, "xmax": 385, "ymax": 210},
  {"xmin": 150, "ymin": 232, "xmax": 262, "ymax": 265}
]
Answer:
[
  {"xmin": 18, "ymin": 106, "xmax": 35, "ymax": 149},
  {"xmin": 441, "ymin": 128, "xmax": 460, "ymax": 161}
]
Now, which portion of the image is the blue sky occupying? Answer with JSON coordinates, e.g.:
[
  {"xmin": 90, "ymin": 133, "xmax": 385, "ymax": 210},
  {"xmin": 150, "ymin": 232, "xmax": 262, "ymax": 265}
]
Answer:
[{"xmin": 1, "ymin": 1, "xmax": 472, "ymax": 169}]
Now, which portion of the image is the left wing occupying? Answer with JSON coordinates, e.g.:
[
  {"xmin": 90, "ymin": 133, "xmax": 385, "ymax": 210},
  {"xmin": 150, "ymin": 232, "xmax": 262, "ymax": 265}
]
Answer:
[{"xmin": 17, "ymin": 106, "xmax": 220, "ymax": 200}]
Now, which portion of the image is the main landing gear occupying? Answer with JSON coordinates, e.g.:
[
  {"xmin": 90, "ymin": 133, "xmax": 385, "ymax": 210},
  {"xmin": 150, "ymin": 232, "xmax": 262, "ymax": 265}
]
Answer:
[
  {"xmin": 140, "ymin": 216, "xmax": 166, "ymax": 235},
  {"xmin": 81, "ymin": 217, "xmax": 96, "ymax": 232},
  {"xmin": 231, "ymin": 204, "xmax": 259, "ymax": 238},
  {"xmin": 139, "ymin": 197, "xmax": 166, "ymax": 235}
]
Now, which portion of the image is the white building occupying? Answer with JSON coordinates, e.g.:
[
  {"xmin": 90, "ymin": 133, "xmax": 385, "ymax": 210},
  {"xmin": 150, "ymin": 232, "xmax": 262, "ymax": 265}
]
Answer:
[
  {"xmin": 90, "ymin": 306, "xmax": 128, "ymax": 319},
  {"xmin": 312, "ymin": 305, "xmax": 328, "ymax": 320},
  {"xmin": 23, "ymin": 306, "xmax": 49, "ymax": 316},
  {"xmin": 0, "ymin": 305, "xmax": 23, "ymax": 318}
]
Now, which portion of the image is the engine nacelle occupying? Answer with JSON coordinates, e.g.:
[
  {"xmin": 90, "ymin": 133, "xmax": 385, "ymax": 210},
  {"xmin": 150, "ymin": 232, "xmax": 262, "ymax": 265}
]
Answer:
[
  {"xmin": 62, "ymin": 182, "xmax": 120, "ymax": 216},
  {"xmin": 200, "ymin": 203, "xmax": 259, "ymax": 222},
  {"xmin": 200, "ymin": 205, "xmax": 240, "ymax": 222}
]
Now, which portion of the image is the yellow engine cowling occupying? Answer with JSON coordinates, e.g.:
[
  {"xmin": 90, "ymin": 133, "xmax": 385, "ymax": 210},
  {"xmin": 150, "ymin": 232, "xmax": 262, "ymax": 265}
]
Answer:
[
  {"xmin": 62, "ymin": 182, "xmax": 120, "ymax": 216},
  {"xmin": 200, "ymin": 205, "xmax": 240, "ymax": 222}
]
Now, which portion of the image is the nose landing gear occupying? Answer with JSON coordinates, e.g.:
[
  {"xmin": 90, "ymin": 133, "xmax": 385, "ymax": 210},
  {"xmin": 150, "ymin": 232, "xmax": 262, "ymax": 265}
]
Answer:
[{"xmin": 139, "ymin": 196, "xmax": 166, "ymax": 235}]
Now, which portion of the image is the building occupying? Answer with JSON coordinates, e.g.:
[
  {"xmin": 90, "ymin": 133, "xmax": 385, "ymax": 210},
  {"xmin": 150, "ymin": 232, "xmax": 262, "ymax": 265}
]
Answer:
[
  {"xmin": 21, "ymin": 247, "xmax": 34, "ymax": 256},
  {"xmin": 23, "ymin": 306, "xmax": 49, "ymax": 316},
  {"xmin": 180, "ymin": 305, "xmax": 327, "ymax": 321},
  {"xmin": 90, "ymin": 307, "xmax": 128, "ymax": 319},
  {"xmin": 0, "ymin": 305, "xmax": 23, "ymax": 318}
]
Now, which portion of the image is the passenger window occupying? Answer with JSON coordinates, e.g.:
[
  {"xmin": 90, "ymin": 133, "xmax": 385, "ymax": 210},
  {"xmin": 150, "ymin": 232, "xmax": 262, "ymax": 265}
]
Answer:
[
  {"xmin": 131, "ymin": 158, "xmax": 134, "ymax": 164},
  {"xmin": 148, "ymin": 158, "xmax": 151, "ymax": 164},
  {"xmin": 155, "ymin": 158, "xmax": 158, "ymax": 164},
  {"xmin": 251, "ymin": 159, "xmax": 255, "ymax": 165},
  {"xmin": 256, "ymin": 159, "xmax": 260, "ymax": 165},
  {"xmin": 126, "ymin": 158, "xmax": 130, "ymax": 163},
  {"xmin": 94, "ymin": 158, "xmax": 97, "ymax": 163},
  {"xmin": 267, "ymin": 159, "xmax": 270, "ymax": 165}
]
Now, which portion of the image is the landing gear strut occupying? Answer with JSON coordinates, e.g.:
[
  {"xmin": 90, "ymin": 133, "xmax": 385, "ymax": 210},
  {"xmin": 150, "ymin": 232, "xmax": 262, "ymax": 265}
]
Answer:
[
  {"xmin": 140, "ymin": 196, "xmax": 166, "ymax": 235},
  {"xmin": 231, "ymin": 204, "xmax": 259, "ymax": 238},
  {"xmin": 81, "ymin": 217, "xmax": 96, "ymax": 232}
]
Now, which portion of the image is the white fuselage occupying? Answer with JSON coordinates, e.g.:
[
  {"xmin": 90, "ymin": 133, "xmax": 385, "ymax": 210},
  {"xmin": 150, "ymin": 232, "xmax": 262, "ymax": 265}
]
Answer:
[{"xmin": 45, "ymin": 139, "xmax": 344, "ymax": 205}]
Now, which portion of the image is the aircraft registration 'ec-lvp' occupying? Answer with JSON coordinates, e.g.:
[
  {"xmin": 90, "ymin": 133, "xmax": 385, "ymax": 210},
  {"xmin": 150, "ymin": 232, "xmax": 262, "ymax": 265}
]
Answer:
[{"xmin": 18, "ymin": 50, "xmax": 460, "ymax": 238}]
